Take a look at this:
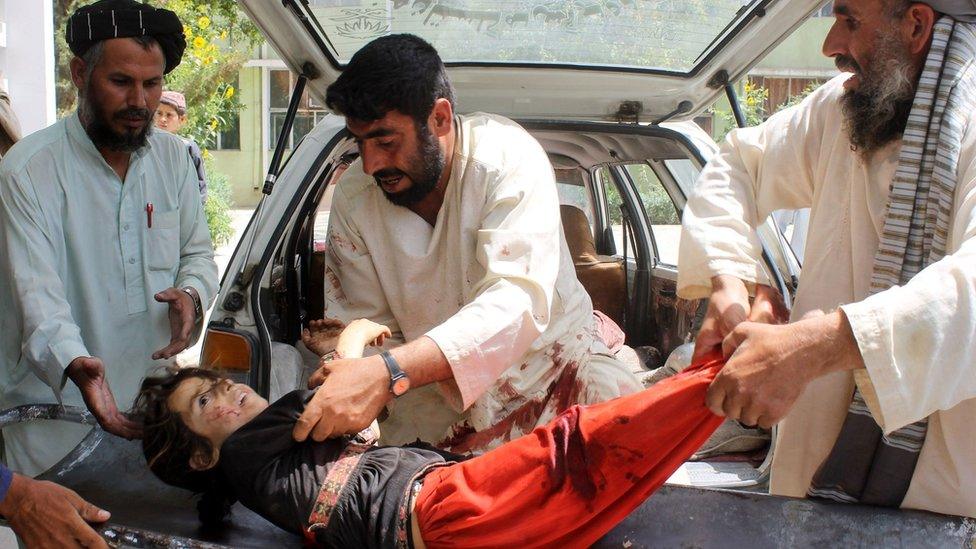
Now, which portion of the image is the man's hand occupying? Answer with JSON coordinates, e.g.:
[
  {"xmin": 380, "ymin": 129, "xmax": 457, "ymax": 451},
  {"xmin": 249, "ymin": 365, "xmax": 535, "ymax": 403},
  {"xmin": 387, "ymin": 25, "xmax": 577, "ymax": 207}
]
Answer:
[
  {"xmin": 152, "ymin": 287, "xmax": 197, "ymax": 360},
  {"xmin": 692, "ymin": 275, "xmax": 789, "ymax": 363},
  {"xmin": 66, "ymin": 357, "xmax": 142, "ymax": 439},
  {"xmin": 749, "ymin": 283, "xmax": 790, "ymax": 325},
  {"xmin": 300, "ymin": 317, "xmax": 346, "ymax": 356},
  {"xmin": 293, "ymin": 356, "xmax": 391, "ymax": 442},
  {"xmin": 705, "ymin": 311, "xmax": 863, "ymax": 429},
  {"xmin": 0, "ymin": 474, "xmax": 110, "ymax": 549}
]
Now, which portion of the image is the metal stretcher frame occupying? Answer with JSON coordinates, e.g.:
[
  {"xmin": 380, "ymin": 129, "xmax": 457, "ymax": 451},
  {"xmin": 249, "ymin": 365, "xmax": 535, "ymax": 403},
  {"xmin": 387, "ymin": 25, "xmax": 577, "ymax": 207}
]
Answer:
[
  {"xmin": 0, "ymin": 404, "xmax": 299, "ymax": 548},
  {"xmin": 0, "ymin": 404, "xmax": 974, "ymax": 548}
]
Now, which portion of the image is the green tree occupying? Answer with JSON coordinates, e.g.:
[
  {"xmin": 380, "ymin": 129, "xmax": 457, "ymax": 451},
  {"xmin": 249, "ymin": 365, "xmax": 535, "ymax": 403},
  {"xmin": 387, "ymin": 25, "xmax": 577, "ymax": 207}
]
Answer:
[{"xmin": 203, "ymin": 157, "xmax": 236, "ymax": 248}]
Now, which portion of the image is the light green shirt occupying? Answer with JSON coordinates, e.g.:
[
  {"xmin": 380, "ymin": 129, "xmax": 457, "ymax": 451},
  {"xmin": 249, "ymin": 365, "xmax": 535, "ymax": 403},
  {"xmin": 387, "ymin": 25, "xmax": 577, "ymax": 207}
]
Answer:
[{"xmin": 0, "ymin": 112, "xmax": 216, "ymax": 449}]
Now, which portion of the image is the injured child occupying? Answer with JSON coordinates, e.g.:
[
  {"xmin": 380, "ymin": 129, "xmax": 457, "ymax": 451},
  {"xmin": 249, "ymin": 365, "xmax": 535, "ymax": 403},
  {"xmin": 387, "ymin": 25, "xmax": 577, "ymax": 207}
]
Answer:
[{"xmin": 136, "ymin": 319, "xmax": 726, "ymax": 548}]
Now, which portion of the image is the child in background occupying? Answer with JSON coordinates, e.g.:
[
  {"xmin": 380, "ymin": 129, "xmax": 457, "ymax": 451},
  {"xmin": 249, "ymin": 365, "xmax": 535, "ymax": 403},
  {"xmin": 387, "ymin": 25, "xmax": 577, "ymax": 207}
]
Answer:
[
  {"xmin": 137, "ymin": 318, "xmax": 726, "ymax": 548},
  {"xmin": 154, "ymin": 90, "xmax": 207, "ymax": 202}
]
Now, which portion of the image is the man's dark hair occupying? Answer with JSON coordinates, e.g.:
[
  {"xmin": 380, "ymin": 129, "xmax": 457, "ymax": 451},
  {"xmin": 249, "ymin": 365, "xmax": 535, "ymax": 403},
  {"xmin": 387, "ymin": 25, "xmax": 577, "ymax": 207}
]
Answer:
[
  {"xmin": 135, "ymin": 368, "xmax": 235, "ymax": 525},
  {"xmin": 326, "ymin": 34, "xmax": 456, "ymax": 125}
]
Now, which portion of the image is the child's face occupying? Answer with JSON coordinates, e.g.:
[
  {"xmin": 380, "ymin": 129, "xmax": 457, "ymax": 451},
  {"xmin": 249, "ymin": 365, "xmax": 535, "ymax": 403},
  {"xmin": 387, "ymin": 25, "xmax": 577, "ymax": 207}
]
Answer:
[
  {"xmin": 168, "ymin": 376, "xmax": 269, "ymax": 448},
  {"xmin": 154, "ymin": 103, "xmax": 186, "ymax": 133}
]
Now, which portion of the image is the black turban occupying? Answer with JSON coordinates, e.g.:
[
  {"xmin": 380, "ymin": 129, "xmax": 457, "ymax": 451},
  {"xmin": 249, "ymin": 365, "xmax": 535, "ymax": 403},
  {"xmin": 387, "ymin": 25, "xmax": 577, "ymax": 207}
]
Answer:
[{"xmin": 66, "ymin": 0, "xmax": 186, "ymax": 74}]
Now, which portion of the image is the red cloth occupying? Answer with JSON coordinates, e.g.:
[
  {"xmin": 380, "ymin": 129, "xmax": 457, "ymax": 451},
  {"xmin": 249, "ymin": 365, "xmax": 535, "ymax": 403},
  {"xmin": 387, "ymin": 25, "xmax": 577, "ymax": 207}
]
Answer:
[{"xmin": 414, "ymin": 355, "xmax": 726, "ymax": 548}]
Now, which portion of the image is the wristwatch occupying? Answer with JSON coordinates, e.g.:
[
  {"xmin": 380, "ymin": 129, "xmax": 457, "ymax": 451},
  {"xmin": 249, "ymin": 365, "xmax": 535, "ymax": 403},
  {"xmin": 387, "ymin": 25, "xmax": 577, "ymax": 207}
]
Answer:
[
  {"xmin": 380, "ymin": 351, "xmax": 411, "ymax": 397},
  {"xmin": 181, "ymin": 287, "xmax": 203, "ymax": 322}
]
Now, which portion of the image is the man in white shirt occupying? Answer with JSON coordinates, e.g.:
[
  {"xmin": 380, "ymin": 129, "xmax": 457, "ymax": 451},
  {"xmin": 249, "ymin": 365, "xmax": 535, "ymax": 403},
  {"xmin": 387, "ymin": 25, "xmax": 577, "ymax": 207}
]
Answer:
[
  {"xmin": 679, "ymin": 0, "xmax": 976, "ymax": 517},
  {"xmin": 0, "ymin": 0, "xmax": 217, "ymax": 475},
  {"xmin": 295, "ymin": 34, "xmax": 640, "ymax": 453}
]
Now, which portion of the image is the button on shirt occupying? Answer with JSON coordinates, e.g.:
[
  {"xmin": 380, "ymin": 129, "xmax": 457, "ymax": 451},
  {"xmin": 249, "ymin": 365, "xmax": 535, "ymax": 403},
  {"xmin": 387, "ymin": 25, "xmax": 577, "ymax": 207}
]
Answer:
[{"xmin": 0, "ymin": 112, "xmax": 217, "ymax": 473}]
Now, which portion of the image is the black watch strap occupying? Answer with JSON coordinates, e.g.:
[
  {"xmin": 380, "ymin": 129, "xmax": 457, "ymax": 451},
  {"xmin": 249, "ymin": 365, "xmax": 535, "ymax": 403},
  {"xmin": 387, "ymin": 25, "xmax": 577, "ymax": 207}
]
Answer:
[
  {"xmin": 380, "ymin": 351, "xmax": 410, "ymax": 397},
  {"xmin": 181, "ymin": 287, "xmax": 203, "ymax": 321}
]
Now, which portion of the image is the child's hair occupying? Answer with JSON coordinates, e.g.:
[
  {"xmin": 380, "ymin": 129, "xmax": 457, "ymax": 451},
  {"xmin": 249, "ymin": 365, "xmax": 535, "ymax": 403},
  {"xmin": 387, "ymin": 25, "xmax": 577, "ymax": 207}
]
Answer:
[{"xmin": 134, "ymin": 367, "xmax": 235, "ymax": 524}]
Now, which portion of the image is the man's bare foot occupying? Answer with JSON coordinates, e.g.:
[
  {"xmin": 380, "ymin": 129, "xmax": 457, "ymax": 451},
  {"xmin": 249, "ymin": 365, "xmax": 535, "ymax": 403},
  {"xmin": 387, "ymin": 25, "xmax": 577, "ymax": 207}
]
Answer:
[{"xmin": 301, "ymin": 318, "xmax": 345, "ymax": 356}]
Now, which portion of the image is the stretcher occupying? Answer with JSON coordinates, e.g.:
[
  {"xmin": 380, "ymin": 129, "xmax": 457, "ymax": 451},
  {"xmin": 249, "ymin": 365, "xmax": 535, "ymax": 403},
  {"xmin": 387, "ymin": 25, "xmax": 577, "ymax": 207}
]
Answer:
[{"xmin": 1, "ymin": 405, "xmax": 973, "ymax": 548}]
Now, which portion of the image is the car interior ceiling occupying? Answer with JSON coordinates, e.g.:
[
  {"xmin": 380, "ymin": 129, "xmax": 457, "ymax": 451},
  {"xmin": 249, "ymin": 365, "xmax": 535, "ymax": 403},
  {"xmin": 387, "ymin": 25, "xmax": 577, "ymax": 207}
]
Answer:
[{"xmin": 528, "ymin": 129, "xmax": 695, "ymax": 169}]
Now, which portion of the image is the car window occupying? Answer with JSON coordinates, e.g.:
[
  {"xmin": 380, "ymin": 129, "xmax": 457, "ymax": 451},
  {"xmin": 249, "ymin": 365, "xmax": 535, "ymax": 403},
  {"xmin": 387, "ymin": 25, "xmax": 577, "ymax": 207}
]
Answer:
[
  {"xmin": 624, "ymin": 163, "xmax": 681, "ymax": 266},
  {"xmin": 303, "ymin": 0, "xmax": 758, "ymax": 73},
  {"xmin": 312, "ymin": 165, "xmax": 343, "ymax": 251},
  {"xmin": 555, "ymin": 167, "xmax": 596, "ymax": 228},
  {"xmin": 597, "ymin": 166, "xmax": 637, "ymax": 261},
  {"xmin": 663, "ymin": 158, "xmax": 701, "ymax": 197}
]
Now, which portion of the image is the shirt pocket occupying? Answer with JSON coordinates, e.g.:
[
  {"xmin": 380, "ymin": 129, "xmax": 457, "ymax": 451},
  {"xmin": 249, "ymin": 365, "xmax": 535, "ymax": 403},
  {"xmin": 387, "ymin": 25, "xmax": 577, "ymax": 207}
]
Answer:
[{"xmin": 146, "ymin": 208, "xmax": 180, "ymax": 271}]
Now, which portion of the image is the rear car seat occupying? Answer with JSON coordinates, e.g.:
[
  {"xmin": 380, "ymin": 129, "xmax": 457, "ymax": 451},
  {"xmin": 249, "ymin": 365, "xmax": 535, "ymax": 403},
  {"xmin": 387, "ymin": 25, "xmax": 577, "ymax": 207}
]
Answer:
[{"xmin": 560, "ymin": 204, "xmax": 627, "ymax": 326}]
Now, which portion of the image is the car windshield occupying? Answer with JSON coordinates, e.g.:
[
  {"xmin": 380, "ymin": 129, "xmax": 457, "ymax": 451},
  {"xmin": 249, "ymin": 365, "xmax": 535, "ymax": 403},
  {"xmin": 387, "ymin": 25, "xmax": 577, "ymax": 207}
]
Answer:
[{"xmin": 300, "ymin": 0, "xmax": 757, "ymax": 73}]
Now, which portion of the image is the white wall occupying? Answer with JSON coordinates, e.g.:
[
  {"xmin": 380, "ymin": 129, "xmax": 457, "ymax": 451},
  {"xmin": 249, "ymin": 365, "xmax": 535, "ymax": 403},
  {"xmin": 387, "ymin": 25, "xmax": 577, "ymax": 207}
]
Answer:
[{"xmin": 0, "ymin": 0, "xmax": 56, "ymax": 135}]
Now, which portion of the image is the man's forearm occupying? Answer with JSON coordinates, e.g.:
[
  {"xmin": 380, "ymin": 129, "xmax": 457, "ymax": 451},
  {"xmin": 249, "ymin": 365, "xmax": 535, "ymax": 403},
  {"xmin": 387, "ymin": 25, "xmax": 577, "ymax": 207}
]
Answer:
[
  {"xmin": 388, "ymin": 336, "xmax": 453, "ymax": 388},
  {"xmin": 795, "ymin": 309, "xmax": 865, "ymax": 381}
]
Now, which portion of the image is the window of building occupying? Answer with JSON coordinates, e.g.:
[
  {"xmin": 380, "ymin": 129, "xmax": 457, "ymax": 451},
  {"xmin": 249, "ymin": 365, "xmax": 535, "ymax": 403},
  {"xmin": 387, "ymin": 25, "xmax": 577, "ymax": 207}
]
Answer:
[
  {"xmin": 268, "ymin": 69, "xmax": 329, "ymax": 150},
  {"xmin": 214, "ymin": 113, "xmax": 241, "ymax": 150}
]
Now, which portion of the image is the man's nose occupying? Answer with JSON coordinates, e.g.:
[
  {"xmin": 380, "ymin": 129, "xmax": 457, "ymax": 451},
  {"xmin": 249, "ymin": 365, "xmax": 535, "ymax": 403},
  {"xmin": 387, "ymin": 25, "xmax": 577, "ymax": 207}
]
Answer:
[
  {"xmin": 822, "ymin": 20, "xmax": 847, "ymax": 59},
  {"xmin": 360, "ymin": 144, "xmax": 388, "ymax": 176},
  {"xmin": 128, "ymin": 84, "xmax": 149, "ymax": 109}
]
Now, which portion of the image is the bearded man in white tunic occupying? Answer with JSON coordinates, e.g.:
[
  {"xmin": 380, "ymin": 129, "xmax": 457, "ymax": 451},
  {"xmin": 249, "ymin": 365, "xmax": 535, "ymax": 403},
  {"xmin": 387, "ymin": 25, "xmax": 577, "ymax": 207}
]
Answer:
[
  {"xmin": 294, "ymin": 34, "xmax": 641, "ymax": 453},
  {"xmin": 679, "ymin": 0, "xmax": 976, "ymax": 518},
  {"xmin": 0, "ymin": 0, "xmax": 217, "ymax": 475}
]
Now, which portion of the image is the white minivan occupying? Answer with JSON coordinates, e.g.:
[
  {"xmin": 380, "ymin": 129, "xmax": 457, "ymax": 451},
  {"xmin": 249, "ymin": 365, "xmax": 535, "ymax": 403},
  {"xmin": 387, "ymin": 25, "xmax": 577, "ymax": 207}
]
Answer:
[{"xmin": 201, "ymin": 0, "xmax": 807, "ymax": 488}]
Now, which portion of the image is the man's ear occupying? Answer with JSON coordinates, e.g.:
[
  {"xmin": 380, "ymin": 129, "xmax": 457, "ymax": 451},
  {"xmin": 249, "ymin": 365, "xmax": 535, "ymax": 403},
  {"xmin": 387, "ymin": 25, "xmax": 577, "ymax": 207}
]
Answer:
[
  {"xmin": 69, "ymin": 57, "xmax": 88, "ymax": 91},
  {"xmin": 905, "ymin": 3, "xmax": 937, "ymax": 56},
  {"xmin": 189, "ymin": 448, "xmax": 219, "ymax": 471},
  {"xmin": 429, "ymin": 98, "xmax": 454, "ymax": 138}
]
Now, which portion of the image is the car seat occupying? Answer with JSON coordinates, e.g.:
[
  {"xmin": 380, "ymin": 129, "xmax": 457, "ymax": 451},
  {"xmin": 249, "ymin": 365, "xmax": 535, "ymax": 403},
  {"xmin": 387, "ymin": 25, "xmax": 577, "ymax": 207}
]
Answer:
[{"xmin": 560, "ymin": 204, "xmax": 627, "ymax": 326}]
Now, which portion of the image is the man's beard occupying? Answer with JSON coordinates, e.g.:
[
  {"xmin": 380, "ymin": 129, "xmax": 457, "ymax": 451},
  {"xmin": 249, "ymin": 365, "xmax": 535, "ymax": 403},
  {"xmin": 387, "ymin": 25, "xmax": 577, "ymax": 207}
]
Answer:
[
  {"xmin": 838, "ymin": 28, "xmax": 918, "ymax": 157},
  {"xmin": 375, "ymin": 123, "xmax": 444, "ymax": 207},
  {"xmin": 78, "ymin": 87, "xmax": 152, "ymax": 153}
]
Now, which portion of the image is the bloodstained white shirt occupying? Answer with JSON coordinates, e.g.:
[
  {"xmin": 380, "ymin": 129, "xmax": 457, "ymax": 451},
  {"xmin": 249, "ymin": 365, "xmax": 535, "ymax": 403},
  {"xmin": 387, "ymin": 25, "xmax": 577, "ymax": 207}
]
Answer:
[{"xmin": 324, "ymin": 113, "xmax": 640, "ymax": 453}]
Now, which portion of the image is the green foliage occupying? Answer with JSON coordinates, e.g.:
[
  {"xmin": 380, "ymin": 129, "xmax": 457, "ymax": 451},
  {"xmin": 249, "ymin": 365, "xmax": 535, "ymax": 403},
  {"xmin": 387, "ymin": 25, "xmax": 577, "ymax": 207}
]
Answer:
[
  {"xmin": 714, "ymin": 80, "xmax": 769, "ymax": 141},
  {"xmin": 606, "ymin": 176, "xmax": 625, "ymax": 226},
  {"xmin": 627, "ymin": 165, "xmax": 679, "ymax": 225},
  {"xmin": 203, "ymin": 157, "xmax": 235, "ymax": 248},
  {"xmin": 54, "ymin": 0, "xmax": 261, "ymax": 149},
  {"xmin": 711, "ymin": 80, "xmax": 824, "ymax": 141},
  {"xmin": 602, "ymin": 165, "xmax": 679, "ymax": 227},
  {"xmin": 777, "ymin": 81, "xmax": 822, "ymax": 111}
]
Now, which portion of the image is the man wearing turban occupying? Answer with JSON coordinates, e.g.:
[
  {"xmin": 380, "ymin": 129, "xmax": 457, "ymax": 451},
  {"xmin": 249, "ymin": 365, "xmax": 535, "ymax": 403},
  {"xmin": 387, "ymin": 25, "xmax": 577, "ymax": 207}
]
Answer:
[
  {"xmin": 0, "ymin": 0, "xmax": 217, "ymax": 477},
  {"xmin": 679, "ymin": 0, "xmax": 976, "ymax": 517}
]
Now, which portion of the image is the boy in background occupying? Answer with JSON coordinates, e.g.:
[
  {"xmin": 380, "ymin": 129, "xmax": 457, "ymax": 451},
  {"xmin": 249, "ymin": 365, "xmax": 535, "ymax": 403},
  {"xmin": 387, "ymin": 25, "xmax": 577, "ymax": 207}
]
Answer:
[{"xmin": 155, "ymin": 90, "xmax": 207, "ymax": 201}]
